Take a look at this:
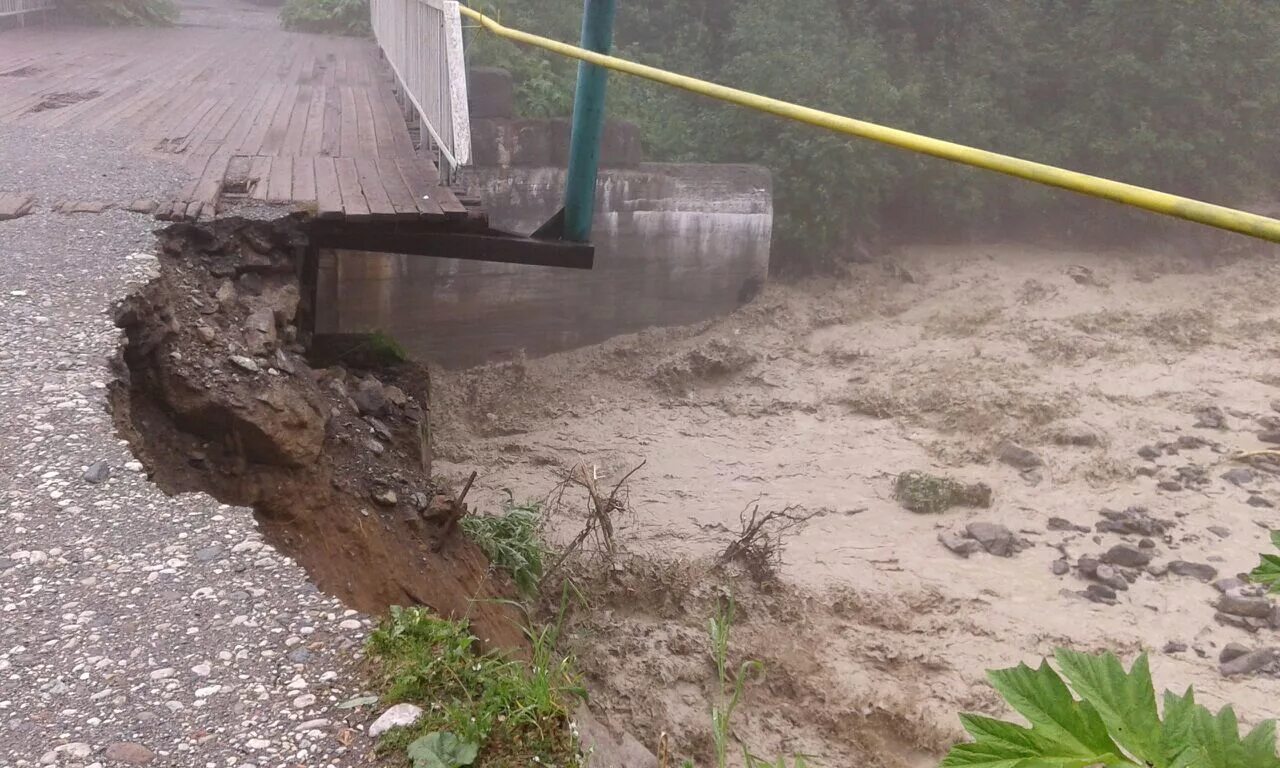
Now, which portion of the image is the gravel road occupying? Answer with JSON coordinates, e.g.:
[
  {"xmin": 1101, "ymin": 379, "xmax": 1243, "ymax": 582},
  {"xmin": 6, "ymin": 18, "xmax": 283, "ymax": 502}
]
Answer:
[{"xmin": 0, "ymin": 124, "xmax": 379, "ymax": 766}]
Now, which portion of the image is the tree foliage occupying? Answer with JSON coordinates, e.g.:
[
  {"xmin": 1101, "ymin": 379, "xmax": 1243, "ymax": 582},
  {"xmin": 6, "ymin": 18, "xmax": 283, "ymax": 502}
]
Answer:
[
  {"xmin": 467, "ymin": 0, "xmax": 1280, "ymax": 272},
  {"xmin": 59, "ymin": 0, "xmax": 177, "ymax": 26},
  {"xmin": 279, "ymin": 0, "xmax": 370, "ymax": 35}
]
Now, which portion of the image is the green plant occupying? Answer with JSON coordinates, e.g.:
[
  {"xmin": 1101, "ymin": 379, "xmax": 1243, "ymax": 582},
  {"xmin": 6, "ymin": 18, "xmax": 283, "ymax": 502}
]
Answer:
[
  {"xmin": 280, "ymin": 0, "xmax": 370, "ymax": 35},
  {"xmin": 1249, "ymin": 529, "xmax": 1280, "ymax": 592},
  {"xmin": 942, "ymin": 648, "xmax": 1280, "ymax": 767},
  {"xmin": 366, "ymin": 606, "xmax": 584, "ymax": 767},
  {"xmin": 60, "ymin": 0, "xmax": 177, "ymax": 25},
  {"xmin": 461, "ymin": 495, "xmax": 548, "ymax": 596}
]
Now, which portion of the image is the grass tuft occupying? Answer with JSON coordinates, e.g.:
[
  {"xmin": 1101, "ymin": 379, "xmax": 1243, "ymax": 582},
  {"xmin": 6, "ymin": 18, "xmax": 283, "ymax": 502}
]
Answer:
[
  {"xmin": 461, "ymin": 496, "xmax": 548, "ymax": 596},
  {"xmin": 366, "ymin": 606, "xmax": 583, "ymax": 767}
]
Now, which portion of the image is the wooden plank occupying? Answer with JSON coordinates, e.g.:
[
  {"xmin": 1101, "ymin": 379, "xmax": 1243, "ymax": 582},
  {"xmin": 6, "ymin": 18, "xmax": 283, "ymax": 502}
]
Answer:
[
  {"xmin": 353, "ymin": 156, "xmax": 396, "ymax": 220},
  {"xmin": 278, "ymin": 84, "xmax": 313, "ymax": 156},
  {"xmin": 238, "ymin": 83, "xmax": 288, "ymax": 155},
  {"xmin": 319, "ymin": 85, "xmax": 341, "ymax": 156},
  {"xmin": 192, "ymin": 154, "xmax": 230, "ymax": 213},
  {"xmin": 334, "ymin": 157, "xmax": 370, "ymax": 221},
  {"xmin": 393, "ymin": 157, "xmax": 445, "ymax": 219},
  {"xmin": 259, "ymin": 84, "xmax": 300, "ymax": 156},
  {"xmin": 297, "ymin": 82, "xmax": 327, "ymax": 158},
  {"xmin": 351, "ymin": 86, "xmax": 380, "ymax": 157},
  {"xmin": 291, "ymin": 156, "xmax": 317, "ymax": 202},
  {"xmin": 374, "ymin": 156, "xmax": 418, "ymax": 215},
  {"xmin": 431, "ymin": 184, "xmax": 470, "ymax": 219},
  {"xmin": 338, "ymin": 87, "xmax": 359, "ymax": 158},
  {"xmin": 313, "ymin": 157, "xmax": 343, "ymax": 219},
  {"xmin": 266, "ymin": 155, "xmax": 293, "ymax": 203},
  {"xmin": 249, "ymin": 156, "xmax": 273, "ymax": 201}
]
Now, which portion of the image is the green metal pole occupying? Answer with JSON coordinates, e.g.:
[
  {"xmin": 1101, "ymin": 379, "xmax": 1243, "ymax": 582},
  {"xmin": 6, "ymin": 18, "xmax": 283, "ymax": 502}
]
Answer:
[{"xmin": 561, "ymin": 0, "xmax": 616, "ymax": 242}]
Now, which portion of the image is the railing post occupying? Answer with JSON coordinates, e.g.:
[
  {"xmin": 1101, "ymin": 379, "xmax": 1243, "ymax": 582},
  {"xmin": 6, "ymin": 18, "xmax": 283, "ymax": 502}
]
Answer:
[{"xmin": 561, "ymin": 0, "xmax": 616, "ymax": 242}]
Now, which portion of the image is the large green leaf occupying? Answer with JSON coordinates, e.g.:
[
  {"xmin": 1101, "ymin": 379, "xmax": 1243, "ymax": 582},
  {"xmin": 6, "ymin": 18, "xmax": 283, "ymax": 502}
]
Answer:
[
  {"xmin": 407, "ymin": 732, "xmax": 480, "ymax": 768},
  {"xmin": 986, "ymin": 660, "xmax": 1127, "ymax": 762},
  {"xmin": 1054, "ymin": 650, "xmax": 1162, "ymax": 764},
  {"xmin": 1160, "ymin": 688, "xmax": 1201, "ymax": 768},
  {"xmin": 941, "ymin": 713, "xmax": 1126, "ymax": 767},
  {"xmin": 1249, "ymin": 553, "xmax": 1280, "ymax": 593}
]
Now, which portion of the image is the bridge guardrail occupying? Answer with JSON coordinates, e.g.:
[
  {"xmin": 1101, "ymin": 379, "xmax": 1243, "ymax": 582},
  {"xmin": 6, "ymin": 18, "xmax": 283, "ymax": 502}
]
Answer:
[
  {"xmin": 0, "ymin": 0, "xmax": 55, "ymax": 21},
  {"xmin": 371, "ymin": 0, "xmax": 471, "ymax": 173}
]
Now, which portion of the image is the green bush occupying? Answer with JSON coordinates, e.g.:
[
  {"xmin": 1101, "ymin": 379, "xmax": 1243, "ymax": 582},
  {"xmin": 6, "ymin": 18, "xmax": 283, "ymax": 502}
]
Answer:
[
  {"xmin": 60, "ymin": 0, "xmax": 177, "ymax": 26},
  {"xmin": 460, "ymin": 496, "xmax": 548, "ymax": 596},
  {"xmin": 467, "ymin": 0, "xmax": 1280, "ymax": 273},
  {"xmin": 280, "ymin": 0, "xmax": 369, "ymax": 35}
]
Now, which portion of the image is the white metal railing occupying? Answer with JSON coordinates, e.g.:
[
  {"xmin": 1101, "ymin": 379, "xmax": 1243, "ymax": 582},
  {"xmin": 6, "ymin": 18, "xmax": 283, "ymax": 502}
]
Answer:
[
  {"xmin": 0, "ymin": 0, "xmax": 55, "ymax": 19},
  {"xmin": 371, "ymin": 0, "xmax": 472, "ymax": 171}
]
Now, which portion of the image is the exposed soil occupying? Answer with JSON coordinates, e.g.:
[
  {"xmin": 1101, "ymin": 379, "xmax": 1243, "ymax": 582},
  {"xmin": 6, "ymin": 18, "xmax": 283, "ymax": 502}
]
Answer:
[
  {"xmin": 433, "ymin": 237, "xmax": 1280, "ymax": 765},
  {"xmin": 109, "ymin": 217, "xmax": 526, "ymax": 651}
]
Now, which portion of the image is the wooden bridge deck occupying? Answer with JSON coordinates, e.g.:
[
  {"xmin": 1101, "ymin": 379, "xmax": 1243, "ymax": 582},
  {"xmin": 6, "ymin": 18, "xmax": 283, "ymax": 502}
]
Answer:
[{"xmin": 0, "ymin": 15, "xmax": 465, "ymax": 222}]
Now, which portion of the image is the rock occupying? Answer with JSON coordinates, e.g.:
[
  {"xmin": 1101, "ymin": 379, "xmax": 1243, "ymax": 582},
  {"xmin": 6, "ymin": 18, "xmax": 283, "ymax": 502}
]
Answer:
[
  {"xmin": 245, "ymin": 738, "xmax": 271, "ymax": 750},
  {"xmin": 1135, "ymin": 466, "xmax": 1158, "ymax": 477},
  {"xmin": 366, "ymin": 417, "xmax": 394, "ymax": 442},
  {"xmin": 1221, "ymin": 643, "xmax": 1251, "ymax": 664},
  {"xmin": 1259, "ymin": 430, "xmax": 1280, "ymax": 445},
  {"xmin": 228, "ymin": 355, "xmax": 259, "ymax": 373},
  {"xmin": 339, "ymin": 618, "xmax": 362, "ymax": 630},
  {"xmin": 1222, "ymin": 467, "xmax": 1255, "ymax": 486},
  {"xmin": 1147, "ymin": 561, "xmax": 1169, "ymax": 577},
  {"xmin": 409, "ymin": 492, "xmax": 430, "ymax": 511},
  {"xmin": 372, "ymin": 489, "xmax": 398, "ymax": 507},
  {"xmin": 288, "ymin": 647, "xmax": 311, "ymax": 664},
  {"xmin": 1157, "ymin": 480, "xmax": 1183, "ymax": 492},
  {"xmin": 353, "ymin": 377, "xmax": 388, "ymax": 416},
  {"xmin": 293, "ymin": 693, "xmax": 317, "ymax": 708},
  {"xmin": 1194, "ymin": 406, "xmax": 1228, "ymax": 430},
  {"xmin": 965, "ymin": 522, "xmax": 1016, "ymax": 557},
  {"xmin": 1047, "ymin": 517, "xmax": 1090, "ymax": 533},
  {"xmin": 191, "ymin": 662, "xmax": 211, "ymax": 677},
  {"xmin": 1093, "ymin": 564, "xmax": 1129, "ymax": 591},
  {"xmin": 82, "ymin": 460, "xmax": 111, "ymax": 484},
  {"xmin": 1102, "ymin": 544, "xmax": 1151, "ymax": 569},
  {"xmin": 1077, "ymin": 556, "xmax": 1100, "ymax": 578},
  {"xmin": 1066, "ymin": 265, "xmax": 1103, "ymax": 286},
  {"xmin": 1169, "ymin": 561, "xmax": 1217, "ymax": 582},
  {"xmin": 574, "ymin": 705, "xmax": 659, "ymax": 768},
  {"xmin": 1163, "ymin": 641, "xmax": 1187, "ymax": 653},
  {"xmin": 195, "ymin": 324, "xmax": 217, "ymax": 344},
  {"xmin": 938, "ymin": 531, "xmax": 981, "ymax": 558},
  {"xmin": 1208, "ymin": 525, "xmax": 1231, "ymax": 539},
  {"xmin": 1248, "ymin": 495, "xmax": 1275, "ymax": 509},
  {"xmin": 1139, "ymin": 538, "xmax": 1156, "ymax": 548},
  {"xmin": 1051, "ymin": 559, "xmax": 1070, "ymax": 576},
  {"xmin": 365, "ymin": 438, "xmax": 386, "ymax": 456},
  {"xmin": 997, "ymin": 441, "xmax": 1043, "ymax": 470},
  {"xmin": 214, "ymin": 279, "xmax": 236, "ymax": 307},
  {"xmin": 1084, "ymin": 584, "xmax": 1117, "ymax": 604},
  {"xmin": 104, "ymin": 742, "xmax": 155, "ymax": 764},
  {"xmin": 1273, "ymin": 399, "xmax": 1280, "ymax": 414},
  {"xmin": 1217, "ymin": 594, "xmax": 1273, "ymax": 619},
  {"xmin": 1215, "ymin": 578, "xmax": 1247, "ymax": 594},
  {"xmin": 1216, "ymin": 612, "xmax": 1263, "ymax": 632},
  {"xmin": 243, "ymin": 307, "xmax": 277, "ymax": 355},
  {"xmin": 1049, "ymin": 422, "xmax": 1103, "ymax": 447},
  {"xmin": 295, "ymin": 718, "xmax": 332, "ymax": 732},
  {"xmin": 1221, "ymin": 647, "xmax": 1280, "ymax": 677},
  {"xmin": 149, "ymin": 667, "xmax": 175, "ymax": 680},
  {"xmin": 384, "ymin": 385, "xmax": 408, "ymax": 407},
  {"xmin": 56, "ymin": 744, "xmax": 93, "ymax": 759},
  {"xmin": 1096, "ymin": 506, "xmax": 1168, "ymax": 536},
  {"xmin": 194, "ymin": 546, "xmax": 223, "ymax": 563},
  {"xmin": 368, "ymin": 703, "xmax": 424, "ymax": 737},
  {"xmin": 1137, "ymin": 445, "xmax": 1161, "ymax": 460}
]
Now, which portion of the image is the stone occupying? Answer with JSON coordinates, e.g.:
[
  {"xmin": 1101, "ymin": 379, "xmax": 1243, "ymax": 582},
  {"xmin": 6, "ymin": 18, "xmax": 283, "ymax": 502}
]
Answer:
[
  {"xmin": 1137, "ymin": 445, "xmax": 1161, "ymax": 460},
  {"xmin": 287, "ymin": 647, "xmax": 311, "ymax": 664},
  {"xmin": 1047, "ymin": 517, "xmax": 1090, "ymax": 533},
  {"xmin": 56, "ymin": 743, "xmax": 93, "ymax": 759},
  {"xmin": 245, "ymin": 738, "xmax": 270, "ymax": 750},
  {"xmin": 1135, "ymin": 465, "xmax": 1158, "ymax": 477},
  {"xmin": 1248, "ymin": 495, "xmax": 1275, "ymax": 508},
  {"xmin": 1077, "ymin": 556, "xmax": 1100, "ymax": 578},
  {"xmin": 1220, "ymin": 643, "xmax": 1251, "ymax": 664},
  {"xmin": 195, "ymin": 324, "xmax": 217, "ymax": 344},
  {"xmin": 1163, "ymin": 641, "xmax": 1187, "ymax": 653},
  {"xmin": 1208, "ymin": 525, "xmax": 1231, "ymax": 539},
  {"xmin": 295, "ymin": 718, "xmax": 331, "ymax": 732},
  {"xmin": 938, "ymin": 531, "xmax": 981, "ymax": 558},
  {"xmin": 1216, "ymin": 612, "xmax": 1262, "ymax": 632},
  {"xmin": 191, "ymin": 662, "xmax": 211, "ymax": 677},
  {"xmin": 1093, "ymin": 564, "xmax": 1129, "ymax": 591},
  {"xmin": 1222, "ymin": 467, "xmax": 1255, "ymax": 486},
  {"xmin": 1169, "ymin": 561, "xmax": 1217, "ymax": 582},
  {"xmin": 244, "ymin": 307, "xmax": 277, "ymax": 355},
  {"xmin": 1146, "ymin": 561, "xmax": 1168, "ymax": 577},
  {"xmin": 1217, "ymin": 594, "xmax": 1273, "ymax": 619},
  {"xmin": 1096, "ymin": 506, "xmax": 1168, "ymax": 536},
  {"xmin": 1049, "ymin": 422, "xmax": 1103, "ymax": 447},
  {"xmin": 229, "ymin": 355, "xmax": 259, "ymax": 373},
  {"xmin": 365, "ymin": 438, "xmax": 386, "ymax": 456},
  {"xmin": 352, "ymin": 377, "xmax": 388, "ymax": 416},
  {"xmin": 104, "ymin": 741, "xmax": 155, "ymax": 763},
  {"xmin": 997, "ymin": 441, "xmax": 1043, "ymax": 470},
  {"xmin": 366, "ymin": 417, "xmax": 394, "ymax": 442},
  {"xmin": 1221, "ymin": 647, "xmax": 1280, "ymax": 677},
  {"xmin": 149, "ymin": 667, "xmax": 175, "ymax": 680},
  {"xmin": 1194, "ymin": 406, "xmax": 1228, "ymax": 430},
  {"xmin": 292, "ymin": 693, "xmax": 317, "ymax": 708},
  {"xmin": 368, "ymin": 703, "xmax": 424, "ymax": 738},
  {"xmin": 372, "ymin": 489, "xmax": 398, "ymax": 507},
  {"xmin": 82, "ymin": 460, "xmax": 111, "ymax": 484},
  {"xmin": 1259, "ymin": 430, "xmax": 1280, "ymax": 445},
  {"xmin": 965, "ymin": 522, "xmax": 1016, "ymax": 557},
  {"xmin": 1084, "ymin": 584, "xmax": 1117, "ymax": 604},
  {"xmin": 384, "ymin": 386, "xmax": 408, "ymax": 407},
  {"xmin": 339, "ymin": 619, "xmax": 362, "ymax": 630},
  {"xmin": 1102, "ymin": 544, "xmax": 1151, "ymax": 569},
  {"xmin": 194, "ymin": 546, "xmax": 224, "ymax": 563},
  {"xmin": 1157, "ymin": 480, "xmax": 1183, "ymax": 492},
  {"xmin": 1051, "ymin": 559, "xmax": 1070, "ymax": 576},
  {"xmin": 1215, "ymin": 578, "xmax": 1247, "ymax": 594}
]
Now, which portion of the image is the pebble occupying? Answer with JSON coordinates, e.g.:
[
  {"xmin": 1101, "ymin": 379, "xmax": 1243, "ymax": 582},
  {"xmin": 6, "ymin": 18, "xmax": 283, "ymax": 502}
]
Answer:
[
  {"xmin": 937, "ymin": 531, "xmax": 981, "ymax": 558},
  {"xmin": 1101, "ymin": 544, "xmax": 1151, "ymax": 569},
  {"xmin": 1222, "ymin": 467, "xmax": 1255, "ymax": 486},
  {"xmin": 1216, "ymin": 594, "xmax": 1273, "ymax": 619},
  {"xmin": 1220, "ymin": 643, "xmax": 1251, "ymax": 664},
  {"xmin": 1221, "ymin": 647, "xmax": 1280, "ymax": 677},
  {"xmin": 191, "ymin": 662, "xmax": 212, "ymax": 677},
  {"xmin": 965, "ymin": 522, "xmax": 1016, "ymax": 558},
  {"xmin": 1168, "ymin": 560, "xmax": 1217, "ymax": 582},
  {"xmin": 368, "ymin": 703, "xmax": 424, "ymax": 737},
  {"xmin": 245, "ymin": 738, "xmax": 270, "ymax": 750},
  {"xmin": 292, "ymin": 693, "xmax": 317, "ymax": 708},
  {"xmin": 295, "ymin": 718, "xmax": 331, "ymax": 732},
  {"xmin": 82, "ymin": 460, "xmax": 111, "ymax": 484},
  {"xmin": 229, "ymin": 355, "xmax": 260, "ymax": 373},
  {"xmin": 1162, "ymin": 641, "xmax": 1187, "ymax": 653},
  {"xmin": 997, "ymin": 441, "xmax": 1043, "ymax": 470},
  {"xmin": 1249, "ymin": 495, "xmax": 1275, "ymax": 509},
  {"xmin": 1050, "ymin": 559, "xmax": 1070, "ymax": 576},
  {"xmin": 149, "ymin": 667, "xmax": 175, "ymax": 680},
  {"xmin": 339, "ymin": 619, "xmax": 362, "ymax": 630},
  {"xmin": 1157, "ymin": 480, "xmax": 1183, "ymax": 492},
  {"xmin": 1208, "ymin": 525, "xmax": 1231, "ymax": 539},
  {"xmin": 372, "ymin": 489, "xmax": 398, "ymax": 507},
  {"xmin": 103, "ymin": 742, "xmax": 155, "ymax": 764}
]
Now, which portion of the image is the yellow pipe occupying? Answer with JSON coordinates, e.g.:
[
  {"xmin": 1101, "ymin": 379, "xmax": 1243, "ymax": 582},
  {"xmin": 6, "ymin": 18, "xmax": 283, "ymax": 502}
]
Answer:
[{"xmin": 459, "ymin": 4, "xmax": 1280, "ymax": 244}]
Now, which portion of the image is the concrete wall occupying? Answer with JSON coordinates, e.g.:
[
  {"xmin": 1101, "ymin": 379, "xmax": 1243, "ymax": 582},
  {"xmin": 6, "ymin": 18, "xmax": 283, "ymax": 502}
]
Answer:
[{"xmin": 316, "ymin": 163, "xmax": 772, "ymax": 368}]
